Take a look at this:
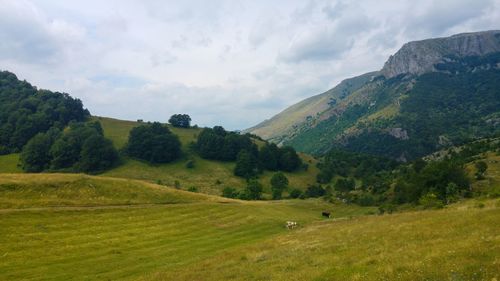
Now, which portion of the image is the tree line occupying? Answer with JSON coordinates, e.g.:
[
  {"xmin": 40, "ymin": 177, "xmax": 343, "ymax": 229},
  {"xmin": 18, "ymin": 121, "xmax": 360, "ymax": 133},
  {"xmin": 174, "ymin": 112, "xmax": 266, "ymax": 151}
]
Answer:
[
  {"xmin": 0, "ymin": 71, "xmax": 89, "ymax": 154},
  {"xmin": 20, "ymin": 121, "xmax": 118, "ymax": 173}
]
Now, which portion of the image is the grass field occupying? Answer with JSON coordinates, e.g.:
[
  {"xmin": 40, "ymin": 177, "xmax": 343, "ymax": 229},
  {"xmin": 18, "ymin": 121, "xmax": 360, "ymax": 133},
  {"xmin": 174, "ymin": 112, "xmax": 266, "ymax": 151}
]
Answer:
[
  {"xmin": 0, "ymin": 173, "xmax": 228, "ymax": 209},
  {"xmin": 0, "ymin": 173, "xmax": 375, "ymax": 281},
  {"xmin": 467, "ymin": 152, "xmax": 500, "ymax": 198},
  {"xmin": 146, "ymin": 199, "xmax": 500, "ymax": 281},
  {"xmin": 0, "ymin": 153, "xmax": 21, "ymax": 173},
  {"xmin": 0, "ymin": 184, "xmax": 497, "ymax": 280}
]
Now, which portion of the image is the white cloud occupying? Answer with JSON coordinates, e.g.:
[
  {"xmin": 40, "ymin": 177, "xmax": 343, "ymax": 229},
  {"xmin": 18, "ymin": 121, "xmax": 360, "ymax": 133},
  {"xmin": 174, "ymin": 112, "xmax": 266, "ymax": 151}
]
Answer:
[{"xmin": 1, "ymin": 0, "xmax": 499, "ymax": 130}]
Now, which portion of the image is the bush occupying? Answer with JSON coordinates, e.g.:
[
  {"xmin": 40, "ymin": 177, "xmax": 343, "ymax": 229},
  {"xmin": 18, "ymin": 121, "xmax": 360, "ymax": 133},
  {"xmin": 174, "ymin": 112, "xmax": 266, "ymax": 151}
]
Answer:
[
  {"xmin": 357, "ymin": 193, "xmax": 375, "ymax": 206},
  {"xmin": 185, "ymin": 159, "xmax": 195, "ymax": 169},
  {"xmin": 243, "ymin": 179, "xmax": 263, "ymax": 200},
  {"xmin": 305, "ymin": 184, "xmax": 326, "ymax": 198},
  {"xmin": 187, "ymin": 186, "xmax": 198, "ymax": 192},
  {"xmin": 289, "ymin": 188, "xmax": 303, "ymax": 199},
  {"xmin": 126, "ymin": 122, "xmax": 181, "ymax": 163},
  {"xmin": 222, "ymin": 187, "xmax": 238, "ymax": 198},
  {"xmin": 419, "ymin": 193, "xmax": 444, "ymax": 209}
]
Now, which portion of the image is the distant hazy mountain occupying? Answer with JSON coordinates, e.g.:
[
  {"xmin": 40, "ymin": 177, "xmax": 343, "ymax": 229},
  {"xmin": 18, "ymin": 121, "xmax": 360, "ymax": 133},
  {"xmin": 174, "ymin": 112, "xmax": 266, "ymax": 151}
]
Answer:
[{"xmin": 246, "ymin": 30, "xmax": 500, "ymax": 160}]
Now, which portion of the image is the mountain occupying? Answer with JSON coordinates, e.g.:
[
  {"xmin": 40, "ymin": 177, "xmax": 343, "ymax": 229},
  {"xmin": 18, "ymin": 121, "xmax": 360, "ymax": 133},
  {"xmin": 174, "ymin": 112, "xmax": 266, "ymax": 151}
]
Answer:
[{"xmin": 246, "ymin": 30, "xmax": 500, "ymax": 161}]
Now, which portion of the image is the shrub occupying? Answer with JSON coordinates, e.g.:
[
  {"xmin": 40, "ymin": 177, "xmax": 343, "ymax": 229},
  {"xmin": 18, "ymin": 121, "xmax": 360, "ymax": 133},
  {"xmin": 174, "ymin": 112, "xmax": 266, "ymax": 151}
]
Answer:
[
  {"xmin": 289, "ymin": 188, "xmax": 303, "ymax": 199},
  {"xmin": 222, "ymin": 187, "xmax": 238, "ymax": 198},
  {"xmin": 185, "ymin": 159, "xmax": 195, "ymax": 169},
  {"xmin": 419, "ymin": 193, "xmax": 444, "ymax": 209}
]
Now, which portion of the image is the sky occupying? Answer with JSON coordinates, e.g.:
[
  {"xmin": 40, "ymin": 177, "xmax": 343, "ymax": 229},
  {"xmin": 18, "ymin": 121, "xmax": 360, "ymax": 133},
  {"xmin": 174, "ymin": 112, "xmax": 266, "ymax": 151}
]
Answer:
[{"xmin": 1, "ymin": 0, "xmax": 499, "ymax": 130}]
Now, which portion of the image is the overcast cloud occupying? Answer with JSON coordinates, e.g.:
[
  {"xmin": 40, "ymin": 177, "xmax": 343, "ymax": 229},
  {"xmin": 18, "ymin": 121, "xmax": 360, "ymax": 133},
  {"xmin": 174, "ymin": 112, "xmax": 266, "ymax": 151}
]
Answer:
[{"xmin": 1, "ymin": 0, "xmax": 499, "ymax": 129}]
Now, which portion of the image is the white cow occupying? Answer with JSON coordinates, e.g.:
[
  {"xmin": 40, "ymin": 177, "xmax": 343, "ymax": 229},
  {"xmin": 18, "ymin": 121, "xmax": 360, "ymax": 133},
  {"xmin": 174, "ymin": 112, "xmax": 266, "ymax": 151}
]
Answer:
[{"xmin": 286, "ymin": 221, "xmax": 298, "ymax": 229}]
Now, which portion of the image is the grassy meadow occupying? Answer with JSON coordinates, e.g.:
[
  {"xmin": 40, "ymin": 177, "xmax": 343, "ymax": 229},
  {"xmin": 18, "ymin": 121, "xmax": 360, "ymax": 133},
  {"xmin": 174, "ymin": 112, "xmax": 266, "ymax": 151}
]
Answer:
[
  {"xmin": 0, "ymin": 153, "xmax": 21, "ymax": 173},
  {"xmin": 467, "ymin": 152, "xmax": 500, "ymax": 198},
  {"xmin": 0, "ymin": 173, "xmax": 376, "ymax": 280},
  {"xmin": 146, "ymin": 199, "xmax": 500, "ymax": 281},
  {"xmin": 0, "ymin": 173, "xmax": 228, "ymax": 209}
]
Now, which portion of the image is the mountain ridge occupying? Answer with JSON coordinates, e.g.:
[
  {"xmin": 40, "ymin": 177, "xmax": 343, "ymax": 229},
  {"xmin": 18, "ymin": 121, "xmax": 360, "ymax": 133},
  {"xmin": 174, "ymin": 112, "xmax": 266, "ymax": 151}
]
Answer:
[{"xmin": 247, "ymin": 30, "xmax": 500, "ymax": 160}]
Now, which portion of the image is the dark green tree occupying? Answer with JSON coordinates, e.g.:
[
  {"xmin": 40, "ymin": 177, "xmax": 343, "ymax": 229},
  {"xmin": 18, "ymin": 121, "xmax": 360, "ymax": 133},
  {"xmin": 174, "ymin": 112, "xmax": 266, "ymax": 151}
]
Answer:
[
  {"xmin": 244, "ymin": 179, "xmax": 263, "ymax": 200},
  {"xmin": 305, "ymin": 184, "xmax": 326, "ymax": 198},
  {"xmin": 258, "ymin": 143, "xmax": 279, "ymax": 171},
  {"xmin": 278, "ymin": 146, "xmax": 302, "ymax": 172},
  {"xmin": 169, "ymin": 114, "xmax": 191, "ymax": 128},
  {"xmin": 474, "ymin": 161, "xmax": 488, "ymax": 179},
  {"xmin": 335, "ymin": 178, "xmax": 356, "ymax": 193},
  {"xmin": 234, "ymin": 150, "xmax": 259, "ymax": 178},
  {"xmin": 19, "ymin": 133, "xmax": 52, "ymax": 172},
  {"xmin": 126, "ymin": 122, "xmax": 181, "ymax": 163},
  {"xmin": 79, "ymin": 134, "xmax": 118, "ymax": 172},
  {"xmin": 270, "ymin": 172, "xmax": 289, "ymax": 199}
]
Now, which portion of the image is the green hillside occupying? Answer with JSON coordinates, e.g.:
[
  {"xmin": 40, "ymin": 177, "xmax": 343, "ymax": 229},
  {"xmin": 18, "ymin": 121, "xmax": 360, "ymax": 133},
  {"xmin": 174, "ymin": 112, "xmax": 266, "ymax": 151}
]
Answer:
[
  {"xmin": 0, "ymin": 173, "xmax": 227, "ymax": 209},
  {"xmin": 0, "ymin": 176, "xmax": 375, "ymax": 281},
  {"xmin": 0, "ymin": 178, "xmax": 496, "ymax": 281},
  {"xmin": 148, "ymin": 199, "xmax": 500, "ymax": 281},
  {"xmin": 96, "ymin": 117, "xmax": 319, "ymax": 196}
]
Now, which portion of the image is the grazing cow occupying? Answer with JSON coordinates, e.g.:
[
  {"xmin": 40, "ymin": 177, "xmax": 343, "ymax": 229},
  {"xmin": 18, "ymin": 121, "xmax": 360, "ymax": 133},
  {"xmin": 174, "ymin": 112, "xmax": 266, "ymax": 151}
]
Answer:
[
  {"xmin": 322, "ymin": 211, "xmax": 330, "ymax": 218},
  {"xmin": 286, "ymin": 221, "xmax": 297, "ymax": 229}
]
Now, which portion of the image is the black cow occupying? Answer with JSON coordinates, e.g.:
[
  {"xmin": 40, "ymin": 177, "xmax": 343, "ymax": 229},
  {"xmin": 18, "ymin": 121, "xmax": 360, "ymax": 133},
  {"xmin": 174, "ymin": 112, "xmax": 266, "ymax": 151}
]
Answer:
[{"xmin": 322, "ymin": 211, "xmax": 330, "ymax": 218}]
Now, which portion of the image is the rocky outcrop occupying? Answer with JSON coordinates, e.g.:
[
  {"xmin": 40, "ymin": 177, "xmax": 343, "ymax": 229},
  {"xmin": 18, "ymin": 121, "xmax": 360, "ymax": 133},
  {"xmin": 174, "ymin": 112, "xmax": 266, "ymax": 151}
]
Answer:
[
  {"xmin": 388, "ymin": 128, "xmax": 409, "ymax": 140},
  {"xmin": 381, "ymin": 30, "xmax": 500, "ymax": 78}
]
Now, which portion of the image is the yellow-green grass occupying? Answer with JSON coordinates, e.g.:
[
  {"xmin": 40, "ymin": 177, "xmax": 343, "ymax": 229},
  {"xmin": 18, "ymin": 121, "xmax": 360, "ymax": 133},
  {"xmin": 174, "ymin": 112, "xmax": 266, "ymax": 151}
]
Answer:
[
  {"xmin": 467, "ymin": 152, "xmax": 500, "ymax": 197},
  {"xmin": 94, "ymin": 116, "xmax": 201, "ymax": 150},
  {"xmin": 144, "ymin": 199, "xmax": 500, "ymax": 281},
  {"xmin": 102, "ymin": 156, "xmax": 247, "ymax": 195},
  {"xmin": 0, "ymin": 198, "xmax": 373, "ymax": 281},
  {"xmin": 0, "ymin": 153, "xmax": 21, "ymax": 173},
  {"xmin": 0, "ymin": 173, "xmax": 229, "ymax": 209}
]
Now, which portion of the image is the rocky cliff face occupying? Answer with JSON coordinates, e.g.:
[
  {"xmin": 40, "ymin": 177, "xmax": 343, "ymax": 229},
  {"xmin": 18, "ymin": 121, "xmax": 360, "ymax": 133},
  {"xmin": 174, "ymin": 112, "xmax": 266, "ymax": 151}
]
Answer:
[{"xmin": 381, "ymin": 30, "xmax": 500, "ymax": 78}]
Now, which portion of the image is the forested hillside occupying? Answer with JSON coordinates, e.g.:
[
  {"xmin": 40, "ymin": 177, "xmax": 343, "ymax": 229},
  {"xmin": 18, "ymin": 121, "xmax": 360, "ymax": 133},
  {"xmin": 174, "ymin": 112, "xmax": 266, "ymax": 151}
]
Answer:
[
  {"xmin": 0, "ymin": 71, "xmax": 89, "ymax": 154},
  {"xmin": 248, "ymin": 31, "xmax": 500, "ymax": 161}
]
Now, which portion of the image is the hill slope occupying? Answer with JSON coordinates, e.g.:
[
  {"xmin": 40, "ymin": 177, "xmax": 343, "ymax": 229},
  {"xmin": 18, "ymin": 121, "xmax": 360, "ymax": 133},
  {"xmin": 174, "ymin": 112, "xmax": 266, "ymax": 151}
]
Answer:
[
  {"xmin": 97, "ymin": 117, "xmax": 319, "ymax": 196},
  {"xmin": 0, "ymin": 173, "xmax": 227, "ymax": 209},
  {"xmin": 247, "ymin": 30, "xmax": 500, "ymax": 160}
]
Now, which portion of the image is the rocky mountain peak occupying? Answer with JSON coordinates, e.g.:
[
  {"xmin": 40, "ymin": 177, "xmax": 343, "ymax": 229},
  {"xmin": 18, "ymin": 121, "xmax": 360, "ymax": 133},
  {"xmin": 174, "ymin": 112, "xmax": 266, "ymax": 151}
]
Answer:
[{"xmin": 381, "ymin": 30, "xmax": 500, "ymax": 78}]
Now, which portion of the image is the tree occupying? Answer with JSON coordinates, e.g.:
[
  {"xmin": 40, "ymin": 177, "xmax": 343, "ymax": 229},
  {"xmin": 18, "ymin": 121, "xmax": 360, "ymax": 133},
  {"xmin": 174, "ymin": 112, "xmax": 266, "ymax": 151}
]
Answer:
[
  {"xmin": 19, "ymin": 133, "xmax": 52, "ymax": 172},
  {"xmin": 259, "ymin": 143, "xmax": 279, "ymax": 171},
  {"xmin": 335, "ymin": 178, "xmax": 356, "ymax": 193},
  {"xmin": 278, "ymin": 146, "xmax": 302, "ymax": 172},
  {"xmin": 244, "ymin": 179, "xmax": 263, "ymax": 200},
  {"xmin": 234, "ymin": 150, "xmax": 259, "ymax": 178},
  {"xmin": 126, "ymin": 122, "xmax": 181, "ymax": 163},
  {"xmin": 79, "ymin": 134, "xmax": 118, "ymax": 173},
  {"xmin": 196, "ymin": 126, "xmax": 257, "ymax": 162},
  {"xmin": 475, "ymin": 161, "xmax": 488, "ymax": 179},
  {"xmin": 305, "ymin": 184, "xmax": 326, "ymax": 198},
  {"xmin": 169, "ymin": 114, "xmax": 191, "ymax": 128},
  {"xmin": 270, "ymin": 172, "xmax": 289, "ymax": 199},
  {"xmin": 0, "ymin": 71, "xmax": 89, "ymax": 153}
]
